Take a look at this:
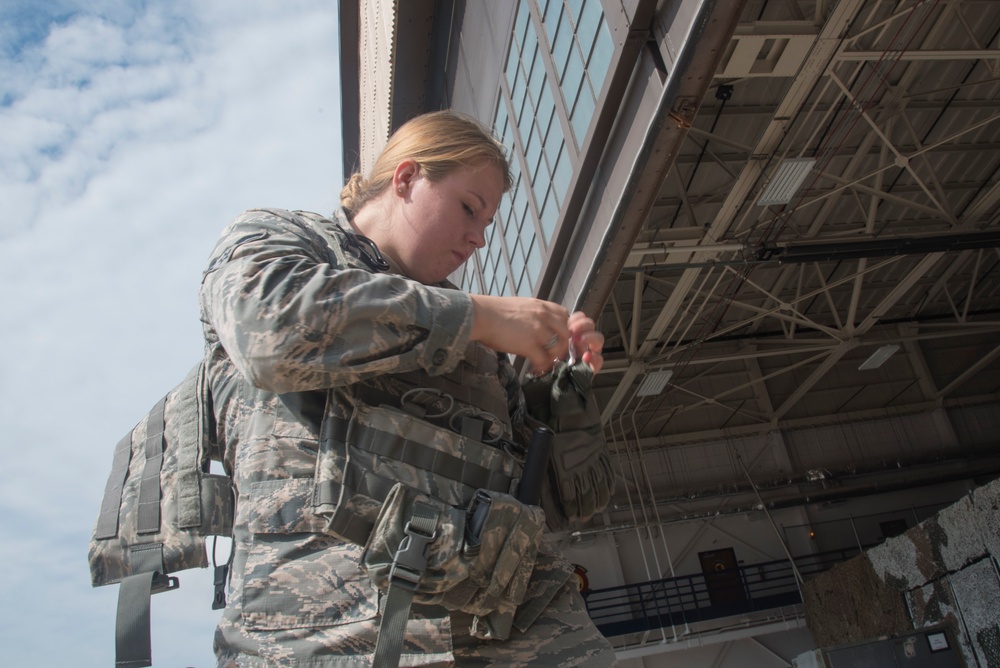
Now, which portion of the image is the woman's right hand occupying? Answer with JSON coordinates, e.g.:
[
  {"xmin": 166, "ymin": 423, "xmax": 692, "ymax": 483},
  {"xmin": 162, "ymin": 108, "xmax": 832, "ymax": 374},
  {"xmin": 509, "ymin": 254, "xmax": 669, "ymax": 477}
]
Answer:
[{"xmin": 469, "ymin": 294, "xmax": 571, "ymax": 373}]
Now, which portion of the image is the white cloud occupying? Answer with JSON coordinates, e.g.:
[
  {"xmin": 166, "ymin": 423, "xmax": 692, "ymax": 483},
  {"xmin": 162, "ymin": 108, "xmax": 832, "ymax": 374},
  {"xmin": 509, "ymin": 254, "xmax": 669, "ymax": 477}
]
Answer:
[{"xmin": 0, "ymin": 1, "xmax": 341, "ymax": 665}]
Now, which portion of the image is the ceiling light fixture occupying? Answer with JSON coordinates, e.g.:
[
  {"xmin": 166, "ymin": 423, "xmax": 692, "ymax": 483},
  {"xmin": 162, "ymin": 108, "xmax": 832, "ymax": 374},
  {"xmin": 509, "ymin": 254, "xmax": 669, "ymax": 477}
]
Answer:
[
  {"xmin": 757, "ymin": 157, "xmax": 816, "ymax": 206},
  {"xmin": 636, "ymin": 369, "xmax": 673, "ymax": 397},
  {"xmin": 858, "ymin": 344, "xmax": 900, "ymax": 371}
]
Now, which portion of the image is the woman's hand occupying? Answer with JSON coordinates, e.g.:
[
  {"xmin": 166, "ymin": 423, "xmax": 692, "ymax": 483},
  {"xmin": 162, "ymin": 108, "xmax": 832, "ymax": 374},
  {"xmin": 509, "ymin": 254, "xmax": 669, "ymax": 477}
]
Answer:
[
  {"xmin": 568, "ymin": 311, "xmax": 605, "ymax": 374},
  {"xmin": 469, "ymin": 295, "xmax": 604, "ymax": 374}
]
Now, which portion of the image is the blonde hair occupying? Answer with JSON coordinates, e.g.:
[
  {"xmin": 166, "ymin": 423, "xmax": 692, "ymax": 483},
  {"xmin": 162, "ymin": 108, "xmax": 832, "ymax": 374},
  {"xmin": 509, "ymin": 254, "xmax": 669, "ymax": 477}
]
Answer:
[{"xmin": 340, "ymin": 111, "xmax": 513, "ymax": 215}]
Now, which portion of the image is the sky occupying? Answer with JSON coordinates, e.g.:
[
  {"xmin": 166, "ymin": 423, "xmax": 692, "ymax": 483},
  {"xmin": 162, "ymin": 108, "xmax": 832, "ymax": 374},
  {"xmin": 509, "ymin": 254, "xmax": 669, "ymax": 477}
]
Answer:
[{"xmin": 0, "ymin": 1, "xmax": 342, "ymax": 665}]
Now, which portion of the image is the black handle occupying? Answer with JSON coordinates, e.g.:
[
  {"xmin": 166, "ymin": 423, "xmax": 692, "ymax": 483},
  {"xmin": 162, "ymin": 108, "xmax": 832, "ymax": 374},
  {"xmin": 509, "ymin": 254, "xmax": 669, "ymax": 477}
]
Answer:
[{"xmin": 516, "ymin": 427, "xmax": 553, "ymax": 505}]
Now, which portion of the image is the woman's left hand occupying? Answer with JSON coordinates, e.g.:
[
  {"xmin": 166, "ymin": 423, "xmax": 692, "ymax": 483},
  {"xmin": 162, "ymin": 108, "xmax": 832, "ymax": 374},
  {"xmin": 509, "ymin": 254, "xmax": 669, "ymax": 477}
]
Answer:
[{"xmin": 568, "ymin": 311, "xmax": 605, "ymax": 374}]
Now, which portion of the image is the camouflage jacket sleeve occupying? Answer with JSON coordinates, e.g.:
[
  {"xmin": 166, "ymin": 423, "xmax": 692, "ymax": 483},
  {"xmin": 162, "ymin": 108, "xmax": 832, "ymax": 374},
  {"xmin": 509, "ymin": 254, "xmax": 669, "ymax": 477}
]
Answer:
[{"xmin": 200, "ymin": 208, "xmax": 475, "ymax": 393}]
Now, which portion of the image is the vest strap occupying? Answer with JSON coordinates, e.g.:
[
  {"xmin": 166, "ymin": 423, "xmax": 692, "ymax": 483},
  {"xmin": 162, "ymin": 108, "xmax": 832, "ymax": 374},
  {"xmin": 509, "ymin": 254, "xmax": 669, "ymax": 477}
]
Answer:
[
  {"xmin": 371, "ymin": 501, "xmax": 439, "ymax": 668},
  {"xmin": 114, "ymin": 568, "xmax": 178, "ymax": 668},
  {"xmin": 94, "ymin": 432, "xmax": 135, "ymax": 540},
  {"xmin": 136, "ymin": 397, "xmax": 167, "ymax": 535}
]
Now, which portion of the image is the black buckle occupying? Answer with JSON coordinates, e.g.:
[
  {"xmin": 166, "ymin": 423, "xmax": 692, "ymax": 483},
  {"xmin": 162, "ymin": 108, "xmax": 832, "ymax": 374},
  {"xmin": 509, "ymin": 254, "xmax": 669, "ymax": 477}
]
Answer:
[
  {"xmin": 389, "ymin": 520, "xmax": 436, "ymax": 589},
  {"xmin": 212, "ymin": 565, "xmax": 229, "ymax": 610},
  {"xmin": 150, "ymin": 571, "xmax": 180, "ymax": 595}
]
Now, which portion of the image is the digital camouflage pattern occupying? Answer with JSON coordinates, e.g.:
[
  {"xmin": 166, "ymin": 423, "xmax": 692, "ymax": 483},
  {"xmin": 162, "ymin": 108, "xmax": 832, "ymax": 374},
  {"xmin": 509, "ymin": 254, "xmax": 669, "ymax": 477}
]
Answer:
[
  {"xmin": 362, "ymin": 484, "xmax": 544, "ymax": 621},
  {"xmin": 200, "ymin": 208, "xmax": 617, "ymax": 666},
  {"xmin": 523, "ymin": 361, "xmax": 616, "ymax": 529},
  {"xmin": 89, "ymin": 360, "xmax": 233, "ymax": 587}
]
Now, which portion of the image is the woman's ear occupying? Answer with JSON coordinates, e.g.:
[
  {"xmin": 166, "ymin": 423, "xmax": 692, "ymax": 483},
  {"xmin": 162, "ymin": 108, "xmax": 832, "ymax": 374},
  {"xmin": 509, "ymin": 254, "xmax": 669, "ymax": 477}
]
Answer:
[{"xmin": 392, "ymin": 159, "xmax": 420, "ymax": 197}]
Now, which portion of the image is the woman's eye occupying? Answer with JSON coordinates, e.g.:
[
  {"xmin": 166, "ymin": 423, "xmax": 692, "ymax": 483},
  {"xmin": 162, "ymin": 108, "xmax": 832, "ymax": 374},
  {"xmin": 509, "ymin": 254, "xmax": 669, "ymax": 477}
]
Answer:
[{"xmin": 463, "ymin": 203, "xmax": 474, "ymax": 217}]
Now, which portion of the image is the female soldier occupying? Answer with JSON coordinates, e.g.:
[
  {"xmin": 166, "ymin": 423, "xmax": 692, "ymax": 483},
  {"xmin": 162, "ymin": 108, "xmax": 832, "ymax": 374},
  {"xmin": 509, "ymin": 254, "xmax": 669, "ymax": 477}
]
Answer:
[{"xmin": 201, "ymin": 111, "xmax": 617, "ymax": 667}]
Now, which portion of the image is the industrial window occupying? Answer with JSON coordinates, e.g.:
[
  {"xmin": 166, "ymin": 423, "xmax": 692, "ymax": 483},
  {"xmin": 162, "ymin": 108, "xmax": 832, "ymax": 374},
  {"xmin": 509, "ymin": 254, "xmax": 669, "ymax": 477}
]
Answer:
[
  {"xmin": 541, "ymin": 0, "xmax": 613, "ymax": 148},
  {"xmin": 461, "ymin": 0, "xmax": 614, "ymax": 299}
]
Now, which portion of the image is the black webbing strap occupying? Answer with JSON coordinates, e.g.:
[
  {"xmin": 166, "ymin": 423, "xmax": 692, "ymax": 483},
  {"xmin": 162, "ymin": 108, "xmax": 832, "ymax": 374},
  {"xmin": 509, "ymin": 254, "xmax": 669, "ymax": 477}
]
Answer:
[
  {"xmin": 371, "ymin": 501, "xmax": 439, "ymax": 668},
  {"xmin": 136, "ymin": 396, "xmax": 167, "ymax": 535},
  {"xmin": 94, "ymin": 431, "xmax": 135, "ymax": 540},
  {"xmin": 351, "ymin": 422, "xmax": 514, "ymax": 494},
  {"xmin": 114, "ymin": 544, "xmax": 178, "ymax": 668}
]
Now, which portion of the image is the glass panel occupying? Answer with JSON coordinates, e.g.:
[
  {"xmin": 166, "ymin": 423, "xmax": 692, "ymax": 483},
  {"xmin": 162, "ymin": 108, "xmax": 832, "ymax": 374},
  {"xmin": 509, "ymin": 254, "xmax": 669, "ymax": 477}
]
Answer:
[
  {"xmin": 572, "ymin": 86, "xmax": 595, "ymax": 143},
  {"xmin": 495, "ymin": 99, "xmax": 508, "ymax": 139},
  {"xmin": 540, "ymin": 185, "xmax": 558, "ymax": 243},
  {"xmin": 505, "ymin": 35, "xmax": 520, "ymax": 85},
  {"xmin": 589, "ymin": 16, "xmax": 613, "ymax": 94},
  {"xmin": 510, "ymin": 240, "xmax": 525, "ymax": 277},
  {"xmin": 524, "ymin": 14, "xmax": 537, "ymax": 60},
  {"xmin": 553, "ymin": 144, "xmax": 572, "ymax": 207},
  {"xmin": 511, "ymin": 62, "xmax": 527, "ymax": 115},
  {"xmin": 515, "ymin": 0, "xmax": 530, "ymax": 45},
  {"xmin": 505, "ymin": 217, "xmax": 520, "ymax": 253},
  {"xmin": 551, "ymin": 11, "xmax": 572, "ymax": 78},
  {"xmin": 544, "ymin": 0, "xmax": 561, "ymax": 42},
  {"xmin": 563, "ymin": 47, "xmax": 585, "ymax": 114},
  {"xmin": 528, "ymin": 50, "xmax": 546, "ymax": 105},
  {"xmin": 576, "ymin": 0, "xmax": 601, "ymax": 56},
  {"xmin": 537, "ymin": 83, "xmax": 555, "ymax": 139},
  {"xmin": 525, "ymin": 136, "xmax": 542, "ymax": 183},
  {"xmin": 526, "ymin": 237, "xmax": 542, "ymax": 282},
  {"xmin": 481, "ymin": 256, "xmax": 494, "ymax": 287},
  {"xmin": 566, "ymin": 0, "xmax": 584, "ymax": 23},
  {"xmin": 543, "ymin": 126, "xmax": 561, "ymax": 172},
  {"xmin": 534, "ymin": 164, "xmax": 551, "ymax": 201},
  {"xmin": 514, "ymin": 183, "xmax": 529, "ymax": 226}
]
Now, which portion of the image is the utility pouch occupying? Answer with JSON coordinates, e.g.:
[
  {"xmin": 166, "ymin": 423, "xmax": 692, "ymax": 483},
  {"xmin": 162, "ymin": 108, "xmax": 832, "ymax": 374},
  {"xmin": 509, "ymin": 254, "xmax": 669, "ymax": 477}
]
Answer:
[
  {"xmin": 362, "ymin": 483, "xmax": 545, "ymax": 665},
  {"xmin": 361, "ymin": 483, "xmax": 544, "ymax": 615},
  {"xmin": 523, "ymin": 360, "xmax": 615, "ymax": 529}
]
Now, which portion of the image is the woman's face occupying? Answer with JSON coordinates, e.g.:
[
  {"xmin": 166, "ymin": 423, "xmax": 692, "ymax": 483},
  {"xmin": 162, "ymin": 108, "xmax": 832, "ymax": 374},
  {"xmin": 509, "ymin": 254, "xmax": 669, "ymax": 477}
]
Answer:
[{"xmin": 389, "ymin": 159, "xmax": 505, "ymax": 284}]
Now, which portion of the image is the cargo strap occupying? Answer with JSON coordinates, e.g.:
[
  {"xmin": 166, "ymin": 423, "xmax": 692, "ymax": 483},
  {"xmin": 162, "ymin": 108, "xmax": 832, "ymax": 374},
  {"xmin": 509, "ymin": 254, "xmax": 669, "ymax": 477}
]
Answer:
[
  {"xmin": 371, "ymin": 501, "xmax": 440, "ymax": 668},
  {"xmin": 114, "ymin": 547, "xmax": 178, "ymax": 668}
]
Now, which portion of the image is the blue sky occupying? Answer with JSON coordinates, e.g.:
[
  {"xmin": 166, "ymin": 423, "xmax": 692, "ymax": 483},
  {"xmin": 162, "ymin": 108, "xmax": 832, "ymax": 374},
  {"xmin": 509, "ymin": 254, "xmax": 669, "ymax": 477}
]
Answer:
[{"xmin": 0, "ymin": 1, "xmax": 341, "ymax": 665}]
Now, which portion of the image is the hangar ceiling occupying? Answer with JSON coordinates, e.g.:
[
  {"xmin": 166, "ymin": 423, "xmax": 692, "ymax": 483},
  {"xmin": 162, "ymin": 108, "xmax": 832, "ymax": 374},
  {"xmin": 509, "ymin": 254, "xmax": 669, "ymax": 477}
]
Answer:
[{"xmin": 590, "ymin": 0, "xmax": 1000, "ymax": 524}]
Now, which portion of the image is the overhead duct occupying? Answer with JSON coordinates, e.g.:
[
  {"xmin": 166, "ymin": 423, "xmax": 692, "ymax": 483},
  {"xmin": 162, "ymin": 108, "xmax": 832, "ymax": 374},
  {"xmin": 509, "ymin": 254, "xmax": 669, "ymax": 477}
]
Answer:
[{"xmin": 759, "ymin": 230, "xmax": 1000, "ymax": 264}]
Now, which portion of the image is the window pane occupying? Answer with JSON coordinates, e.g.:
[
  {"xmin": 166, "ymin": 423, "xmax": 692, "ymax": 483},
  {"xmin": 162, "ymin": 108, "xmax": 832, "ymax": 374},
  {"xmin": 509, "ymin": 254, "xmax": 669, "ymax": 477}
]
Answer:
[
  {"xmin": 526, "ymin": 237, "xmax": 541, "ymax": 282},
  {"xmin": 505, "ymin": 37, "xmax": 520, "ymax": 85},
  {"xmin": 544, "ymin": 0, "xmax": 561, "ymax": 41},
  {"xmin": 505, "ymin": 217, "xmax": 520, "ymax": 253},
  {"xmin": 563, "ymin": 47, "xmax": 585, "ymax": 113},
  {"xmin": 528, "ymin": 51, "xmax": 545, "ymax": 106},
  {"xmin": 572, "ymin": 85, "xmax": 595, "ymax": 142},
  {"xmin": 510, "ymin": 240, "xmax": 525, "ymax": 277},
  {"xmin": 515, "ymin": 0, "xmax": 530, "ymax": 45},
  {"xmin": 525, "ymin": 136, "xmax": 542, "ymax": 182},
  {"xmin": 540, "ymin": 185, "xmax": 558, "ymax": 243},
  {"xmin": 537, "ymin": 83, "xmax": 555, "ymax": 138},
  {"xmin": 553, "ymin": 144, "xmax": 572, "ymax": 207},
  {"xmin": 534, "ymin": 163, "xmax": 551, "ymax": 200},
  {"xmin": 566, "ymin": 0, "xmax": 584, "ymax": 23},
  {"xmin": 551, "ymin": 12, "xmax": 572, "ymax": 77},
  {"xmin": 589, "ymin": 16, "xmax": 613, "ymax": 94},
  {"xmin": 576, "ymin": 0, "xmax": 601, "ymax": 55},
  {"xmin": 543, "ymin": 127, "xmax": 562, "ymax": 171}
]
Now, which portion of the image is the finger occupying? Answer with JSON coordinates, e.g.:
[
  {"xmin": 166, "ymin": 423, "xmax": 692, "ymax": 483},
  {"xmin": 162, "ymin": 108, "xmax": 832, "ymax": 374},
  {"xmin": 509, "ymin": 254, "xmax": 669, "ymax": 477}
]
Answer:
[
  {"xmin": 582, "ymin": 349, "xmax": 604, "ymax": 374},
  {"xmin": 527, "ymin": 351, "xmax": 556, "ymax": 375},
  {"xmin": 567, "ymin": 312, "xmax": 596, "ymax": 336}
]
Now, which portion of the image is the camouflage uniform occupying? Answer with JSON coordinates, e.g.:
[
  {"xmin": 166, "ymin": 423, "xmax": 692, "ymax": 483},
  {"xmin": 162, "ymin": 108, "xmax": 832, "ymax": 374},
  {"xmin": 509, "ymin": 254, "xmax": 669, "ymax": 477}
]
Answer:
[{"xmin": 200, "ymin": 208, "xmax": 617, "ymax": 667}]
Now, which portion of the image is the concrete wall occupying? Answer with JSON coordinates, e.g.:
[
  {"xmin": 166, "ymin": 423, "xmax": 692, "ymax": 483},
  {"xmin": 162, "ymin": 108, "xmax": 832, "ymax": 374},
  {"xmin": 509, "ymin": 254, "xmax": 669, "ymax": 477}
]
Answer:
[{"xmin": 802, "ymin": 477, "xmax": 1000, "ymax": 668}]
